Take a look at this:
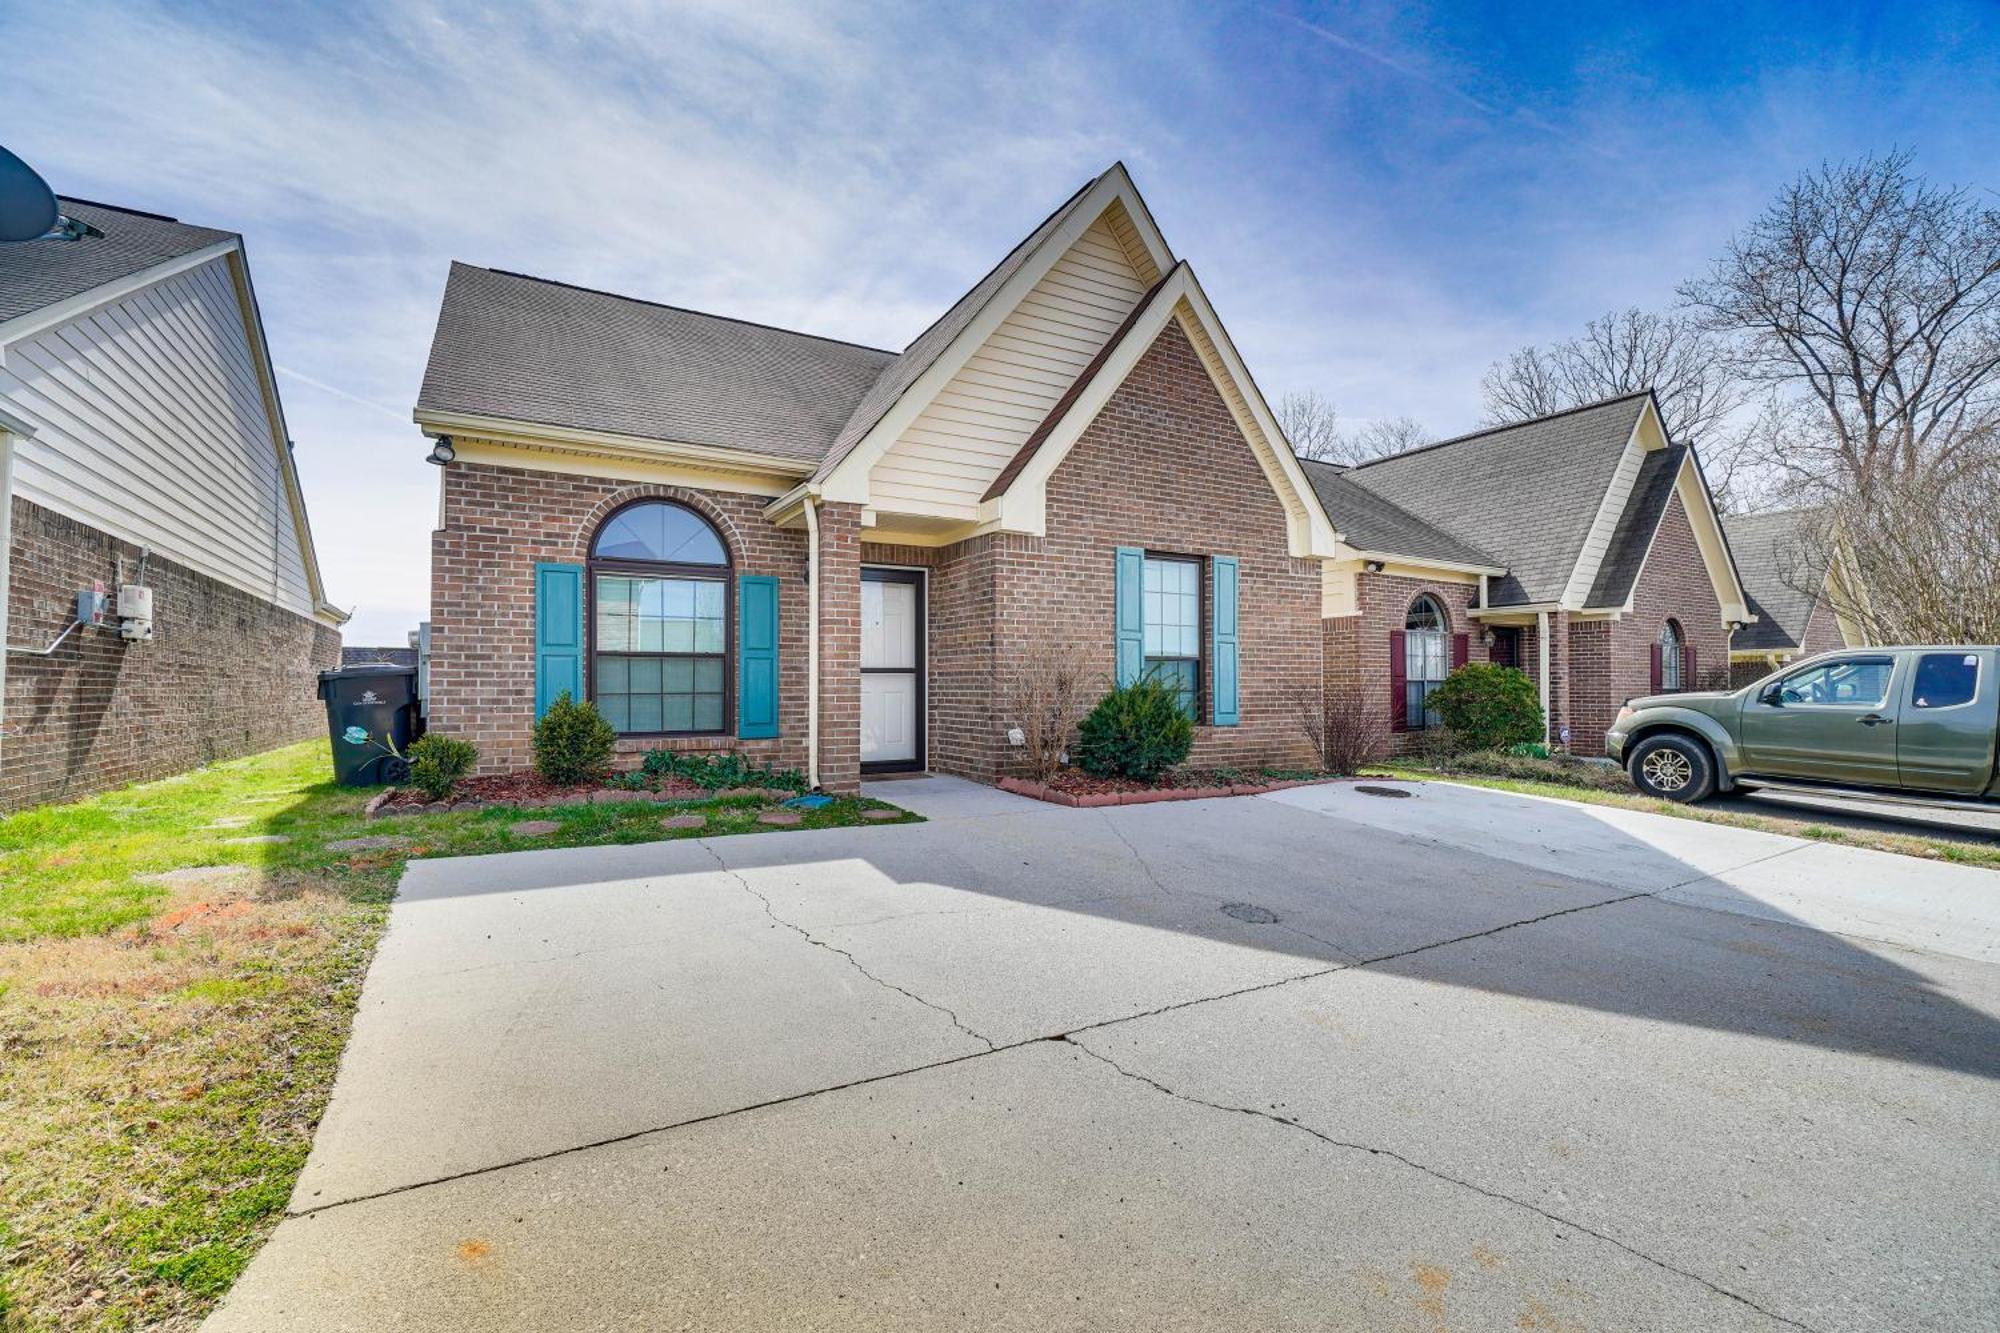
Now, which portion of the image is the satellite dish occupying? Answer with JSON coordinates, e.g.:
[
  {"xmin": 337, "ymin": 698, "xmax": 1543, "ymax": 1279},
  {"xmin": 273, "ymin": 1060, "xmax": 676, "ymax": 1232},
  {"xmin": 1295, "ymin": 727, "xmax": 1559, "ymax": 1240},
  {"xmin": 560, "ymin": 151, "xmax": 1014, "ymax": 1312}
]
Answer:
[{"xmin": 0, "ymin": 145, "xmax": 61, "ymax": 243}]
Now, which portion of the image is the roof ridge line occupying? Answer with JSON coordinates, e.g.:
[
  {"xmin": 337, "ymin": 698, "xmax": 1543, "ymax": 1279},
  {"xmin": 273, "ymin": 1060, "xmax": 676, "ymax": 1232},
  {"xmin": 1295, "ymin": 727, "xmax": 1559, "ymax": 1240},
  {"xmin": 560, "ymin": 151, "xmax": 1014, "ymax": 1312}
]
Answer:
[
  {"xmin": 873, "ymin": 169, "xmax": 1103, "ymax": 358},
  {"xmin": 473, "ymin": 264, "xmax": 900, "ymax": 356},
  {"xmin": 1350, "ymin": 389, "xmax": 1654, "ymax": 472},
  {"xmin": 57, "ymin": 197, "xmax": 190, "ymax": 224}
]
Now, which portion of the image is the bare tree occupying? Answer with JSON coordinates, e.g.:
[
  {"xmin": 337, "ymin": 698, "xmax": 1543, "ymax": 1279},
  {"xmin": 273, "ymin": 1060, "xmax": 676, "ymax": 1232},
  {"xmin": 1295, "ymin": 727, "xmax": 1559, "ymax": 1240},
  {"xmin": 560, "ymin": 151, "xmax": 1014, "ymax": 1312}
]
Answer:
[
  {"xmin": 1287, "ymin": 680, "xmax": 1387, "ymax": 774},
  {"xmin": 1003, "ymin": 644, "xmax": 1093, "ymax": 782},
  {"xmin": 1349, "ymin": 416, "xmax": 1432, "ymax": 458},
  {"xmin": 1279, "ymin": 391, "xmax": 1431, "ymax": 465},
  {"xmin": 1680, "ymin": 150, "xmax": 2000, "ymax": 502},
  {"xmin": 1276, "ymin": 390, "xmax": 1343, "ymax": 462},
  {"xmin": 1480, "ymin": 308, "xmax": 1744, "ymax": 448},
  {"xmin": 1787, "ymin": 455, "xmax": 2000, "ymax": 645}
]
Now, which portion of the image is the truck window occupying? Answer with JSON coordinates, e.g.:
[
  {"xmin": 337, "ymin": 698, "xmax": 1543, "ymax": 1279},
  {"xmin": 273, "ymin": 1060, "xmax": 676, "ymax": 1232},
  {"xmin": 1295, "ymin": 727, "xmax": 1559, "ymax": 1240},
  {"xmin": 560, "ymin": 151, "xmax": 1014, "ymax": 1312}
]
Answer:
[
  {"xmin": 1911, "ymin": 653, "xmax": 1980, "ymax": 709},
  {"xmin": 1775, "ymin": 657, "xmax": 1894, "ymax": 707}
]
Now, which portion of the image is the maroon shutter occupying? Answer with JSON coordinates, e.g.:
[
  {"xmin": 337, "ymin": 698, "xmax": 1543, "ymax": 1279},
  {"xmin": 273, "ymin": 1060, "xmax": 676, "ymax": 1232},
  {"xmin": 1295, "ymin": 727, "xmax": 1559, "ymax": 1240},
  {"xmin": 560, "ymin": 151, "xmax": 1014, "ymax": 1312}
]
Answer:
[
  {"xmin": 1451, "ymin": 633, "xmax": 1469, "ymax": 671},
  {"xmin": 1389, "ymin": 630, "xmax": 1408, "ymax": 732},
  {"xmin": 1649, "ymin": 642, "xmax": 1663, "ymax": 692},
  {"xmin": 1683, "ymin": 644, "xmax": 1697, "ymax": 692}
]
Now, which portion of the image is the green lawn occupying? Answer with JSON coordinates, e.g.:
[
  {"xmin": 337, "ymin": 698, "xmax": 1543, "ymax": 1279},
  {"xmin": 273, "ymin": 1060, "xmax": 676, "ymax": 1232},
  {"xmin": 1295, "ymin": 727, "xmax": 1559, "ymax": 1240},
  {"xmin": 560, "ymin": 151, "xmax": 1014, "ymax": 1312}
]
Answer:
[
  {"xmin": 1380, "ymin": 761, "xmax": 2000, "ymax": 871},
  {"xmin": 0, "ymin": 741, "xmax": 915, "ymax": 1331}
]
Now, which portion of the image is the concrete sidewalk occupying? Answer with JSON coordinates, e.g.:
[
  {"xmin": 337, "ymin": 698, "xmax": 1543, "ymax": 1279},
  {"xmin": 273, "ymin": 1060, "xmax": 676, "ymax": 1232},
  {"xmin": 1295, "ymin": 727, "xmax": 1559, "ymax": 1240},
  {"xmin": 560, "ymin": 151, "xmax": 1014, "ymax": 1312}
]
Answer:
[{"xmin": 206, "ymin": 776, "xmax": 2000, "ymax": 1333}]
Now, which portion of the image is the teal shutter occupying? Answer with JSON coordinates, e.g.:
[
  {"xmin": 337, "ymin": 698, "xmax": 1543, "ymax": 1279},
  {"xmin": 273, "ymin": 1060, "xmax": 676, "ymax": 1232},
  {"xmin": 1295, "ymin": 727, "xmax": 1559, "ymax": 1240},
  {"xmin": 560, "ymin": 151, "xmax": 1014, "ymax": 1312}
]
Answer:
[
  {"xmin": 534, "ymin": 562, "xmax": 584, "ymax": 719},
  {"xmin": 1114, "ymin": 546, "xmax": 1145, "ymax": 687},
  {"xmin": 737, "ymin": 574, "xmax": 780, "ymax": 739},
  {"xmin": 1211, "ymin": 555, "xmax": 1239, "ymax": 726}
]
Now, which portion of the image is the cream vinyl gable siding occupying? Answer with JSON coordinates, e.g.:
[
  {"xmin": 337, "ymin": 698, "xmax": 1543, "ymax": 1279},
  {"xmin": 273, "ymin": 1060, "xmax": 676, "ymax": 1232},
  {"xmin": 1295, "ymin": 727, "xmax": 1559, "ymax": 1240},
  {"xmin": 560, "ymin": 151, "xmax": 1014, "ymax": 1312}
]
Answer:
[
  {"xmin": 0, "ymin": 252, "xmax": 319, "ymax": 619},
  {"xmin": 867, "ymin": 211, "xmax": 1152, "ymax": 518}
]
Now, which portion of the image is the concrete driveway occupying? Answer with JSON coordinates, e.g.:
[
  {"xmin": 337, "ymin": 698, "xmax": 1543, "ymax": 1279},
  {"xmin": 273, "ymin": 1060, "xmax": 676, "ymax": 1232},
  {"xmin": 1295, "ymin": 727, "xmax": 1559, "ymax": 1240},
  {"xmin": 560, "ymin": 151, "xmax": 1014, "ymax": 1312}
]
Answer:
[{"xmin": 208, "ymin": 777, "xmax": 2000, "ymax": 1332}]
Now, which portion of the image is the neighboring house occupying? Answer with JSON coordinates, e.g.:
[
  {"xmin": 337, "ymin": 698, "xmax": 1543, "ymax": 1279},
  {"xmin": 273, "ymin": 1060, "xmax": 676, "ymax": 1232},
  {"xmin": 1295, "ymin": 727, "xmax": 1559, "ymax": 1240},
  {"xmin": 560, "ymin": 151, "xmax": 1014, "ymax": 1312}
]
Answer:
[
  {"xmin": 1723, "ymin": 509, "xmax": 1865, "ymax": 686},
  {"xmin": 0, "ymin": 200, "xmax": 345, "ymax": 812},
  {"xmin": 340, "ymin": 646, "xmax": 418, "ymax": 670},
  {"xmin": 1302, "ymin": 391, "xmax": 1755, "ymax": 754},
  {"xmin": 415, "ymin": 164, "xmax": 1338, "ymax": 791}
]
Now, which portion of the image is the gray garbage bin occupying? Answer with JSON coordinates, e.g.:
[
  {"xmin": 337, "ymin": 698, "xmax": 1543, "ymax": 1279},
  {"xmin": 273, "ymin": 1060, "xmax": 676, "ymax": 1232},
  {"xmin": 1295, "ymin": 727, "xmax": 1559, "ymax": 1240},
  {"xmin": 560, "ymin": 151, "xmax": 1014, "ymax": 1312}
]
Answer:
[{"xmin": 317, "ymin": 666, "xmax": 421, "ymax": 786}]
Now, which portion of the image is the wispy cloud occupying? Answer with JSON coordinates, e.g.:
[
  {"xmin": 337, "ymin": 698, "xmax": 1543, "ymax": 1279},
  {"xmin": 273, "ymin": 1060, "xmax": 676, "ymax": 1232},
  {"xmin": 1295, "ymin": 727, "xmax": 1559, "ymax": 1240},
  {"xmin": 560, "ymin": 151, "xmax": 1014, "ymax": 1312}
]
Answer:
[{"xmin": 4, "ymin": 0, "xmax": 1994, "ymax": 642}]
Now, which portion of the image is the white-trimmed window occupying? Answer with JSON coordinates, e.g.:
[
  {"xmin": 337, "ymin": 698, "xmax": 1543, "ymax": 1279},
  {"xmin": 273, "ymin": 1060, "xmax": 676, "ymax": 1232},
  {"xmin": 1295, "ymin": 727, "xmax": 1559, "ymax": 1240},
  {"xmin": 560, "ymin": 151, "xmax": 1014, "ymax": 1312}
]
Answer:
[
  {"xmin": 1143, "ymin": 554, "xmax": 1202, "ymax": 718},
  {"xmin": 1404, "ymin": 596, "xmax": 1449, "ymax": 730},
  {"xmin": 1660, "ymin": 620, "xmax": 1685, "ymax": 692}
]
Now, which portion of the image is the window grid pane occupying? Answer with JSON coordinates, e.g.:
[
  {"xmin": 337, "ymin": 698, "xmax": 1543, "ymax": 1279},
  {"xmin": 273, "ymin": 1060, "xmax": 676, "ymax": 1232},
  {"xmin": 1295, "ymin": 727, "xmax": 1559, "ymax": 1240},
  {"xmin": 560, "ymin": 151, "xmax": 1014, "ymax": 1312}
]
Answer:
[{"xmin": 1142, "ymin": 557, "xmax": 1200, "ymax": 659}]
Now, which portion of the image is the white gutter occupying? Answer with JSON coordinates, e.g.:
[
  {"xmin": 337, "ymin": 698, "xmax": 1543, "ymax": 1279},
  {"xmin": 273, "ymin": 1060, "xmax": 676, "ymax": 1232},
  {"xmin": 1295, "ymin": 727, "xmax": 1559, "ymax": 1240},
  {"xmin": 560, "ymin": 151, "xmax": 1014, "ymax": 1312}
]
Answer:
[
  {"xmin": 802, "ymin": 495, "xmax": 822, "ymax": 790},
  {"xmin": 1537, "ymin": 609, "xmax": 1551, "ymax": 747}
]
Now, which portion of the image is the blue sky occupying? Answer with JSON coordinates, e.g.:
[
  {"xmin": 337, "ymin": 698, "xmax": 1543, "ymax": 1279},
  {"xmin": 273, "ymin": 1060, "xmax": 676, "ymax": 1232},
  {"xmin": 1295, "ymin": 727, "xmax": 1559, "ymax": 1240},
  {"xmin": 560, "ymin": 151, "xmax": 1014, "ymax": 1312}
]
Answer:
[{"xmin": 5, "ymin": 0, "xmax": 1995, "ymax": 643}]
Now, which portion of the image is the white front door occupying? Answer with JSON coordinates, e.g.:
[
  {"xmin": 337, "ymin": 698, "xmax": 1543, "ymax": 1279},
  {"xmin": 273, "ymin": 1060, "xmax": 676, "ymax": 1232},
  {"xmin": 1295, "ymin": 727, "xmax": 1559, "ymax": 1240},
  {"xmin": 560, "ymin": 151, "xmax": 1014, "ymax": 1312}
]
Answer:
[{"xmin": 860, "ymin": 571, "xmax": 922, "ymax": 768}]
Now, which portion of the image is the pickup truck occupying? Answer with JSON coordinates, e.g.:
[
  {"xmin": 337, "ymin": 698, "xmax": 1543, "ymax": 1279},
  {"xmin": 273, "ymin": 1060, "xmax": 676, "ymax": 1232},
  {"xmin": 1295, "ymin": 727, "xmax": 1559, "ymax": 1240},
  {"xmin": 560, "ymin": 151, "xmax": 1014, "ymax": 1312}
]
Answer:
[{"xmin": 1605, "ymin": 646, "xmax": 2000, "ymax": 806}]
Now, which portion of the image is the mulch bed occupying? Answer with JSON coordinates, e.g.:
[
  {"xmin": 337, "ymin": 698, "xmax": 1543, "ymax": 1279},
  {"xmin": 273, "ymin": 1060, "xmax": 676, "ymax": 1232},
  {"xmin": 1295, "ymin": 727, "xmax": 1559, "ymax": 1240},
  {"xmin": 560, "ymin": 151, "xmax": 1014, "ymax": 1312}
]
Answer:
[
  {"xmin": 999, "ymin": 769, "xmax": 1349, "ymax": 808},
  {"xmin": 367, "ymin": 770, "xmax": 792, "ymax": 818}
]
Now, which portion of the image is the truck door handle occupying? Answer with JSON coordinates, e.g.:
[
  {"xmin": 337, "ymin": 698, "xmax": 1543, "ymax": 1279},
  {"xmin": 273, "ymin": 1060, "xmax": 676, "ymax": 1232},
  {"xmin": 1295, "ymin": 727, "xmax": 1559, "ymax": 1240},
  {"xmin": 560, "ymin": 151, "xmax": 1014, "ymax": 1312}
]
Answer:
[{"xmin": 1857, "ymin": 714, "xmax": 1893, "ymax": 726}]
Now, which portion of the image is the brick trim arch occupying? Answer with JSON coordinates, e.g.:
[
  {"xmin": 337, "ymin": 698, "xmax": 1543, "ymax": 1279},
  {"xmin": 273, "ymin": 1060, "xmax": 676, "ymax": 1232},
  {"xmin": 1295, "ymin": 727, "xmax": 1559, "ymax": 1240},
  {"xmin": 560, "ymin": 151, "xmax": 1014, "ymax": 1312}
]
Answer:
[
  {"xmin": 571, "ymin": 484, "xmax": 749, "ymax": 564},
  {"xmin": 1404, "ymin": 591, "xmax": 1452, "ymax": 632}
]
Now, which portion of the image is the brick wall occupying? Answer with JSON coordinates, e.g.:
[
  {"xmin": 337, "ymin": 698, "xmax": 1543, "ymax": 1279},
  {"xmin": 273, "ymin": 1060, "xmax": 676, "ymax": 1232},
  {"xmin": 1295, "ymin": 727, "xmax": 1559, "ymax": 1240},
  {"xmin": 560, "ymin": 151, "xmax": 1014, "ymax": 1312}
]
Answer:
[
  {"xmin": 814, "ymin": 501, "xmax": 862, "ymax": 792},
  {"xmin": 2, "ymin": 496, "xmax": 340, "ymax": 813},
  {"xmin": 983, "ymin": 320, "xmax": 1322, "ymax": 776},
  {"xmin": 1326, "ymin": 571, "xmax": 1496, "ymax": 757},
  {"xmin": 1588, "ymin": 492, "xmax": 1729, "ymax": 745},
  {"xmin": 428, "ymin": 460, "xmax": 811, "ymax": 777}
]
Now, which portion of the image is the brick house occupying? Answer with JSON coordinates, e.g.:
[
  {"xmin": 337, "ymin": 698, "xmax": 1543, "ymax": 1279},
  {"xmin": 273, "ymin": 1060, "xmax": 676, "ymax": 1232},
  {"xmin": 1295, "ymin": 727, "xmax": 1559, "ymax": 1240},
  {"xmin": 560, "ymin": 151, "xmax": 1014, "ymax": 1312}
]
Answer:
[
  {"xmin": 1, "ymin": 200, "xmax": 346, "ymax": 813},
  {"xmin": 414, "ymin": 165, "xmax": 1339, "ymax": 792},
  {"xmin": 1722, "ymin": 509, "xmax": 1866, "ymax": 687},
  {"xmin": 1302, "ymin": 392, "xmax": 1756, "ymax": 756}
]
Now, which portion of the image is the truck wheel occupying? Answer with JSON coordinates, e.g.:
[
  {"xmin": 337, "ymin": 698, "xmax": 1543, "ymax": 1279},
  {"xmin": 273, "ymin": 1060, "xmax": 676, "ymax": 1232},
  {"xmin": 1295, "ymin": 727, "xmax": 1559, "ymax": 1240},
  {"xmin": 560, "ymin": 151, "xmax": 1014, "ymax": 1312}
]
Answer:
[{"xmin": 1627, "ymin": 734, "xmax": 1715, "ymax": 803}]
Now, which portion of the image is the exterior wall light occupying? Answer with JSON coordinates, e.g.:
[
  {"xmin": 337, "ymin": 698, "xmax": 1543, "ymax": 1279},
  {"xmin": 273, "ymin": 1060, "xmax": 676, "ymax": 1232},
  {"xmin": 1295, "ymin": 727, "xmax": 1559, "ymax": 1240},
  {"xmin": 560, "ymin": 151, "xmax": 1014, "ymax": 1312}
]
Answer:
[{"xmin": 426, "ymin": 436, "xmax": 456, "ymax": 466}]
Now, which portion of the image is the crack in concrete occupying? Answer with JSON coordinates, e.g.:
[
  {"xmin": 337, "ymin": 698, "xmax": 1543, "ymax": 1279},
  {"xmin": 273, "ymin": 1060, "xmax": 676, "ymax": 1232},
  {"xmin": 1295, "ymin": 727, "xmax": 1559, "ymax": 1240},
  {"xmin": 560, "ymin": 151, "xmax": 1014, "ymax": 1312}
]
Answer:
[
  {"xmin": 1101, "ymin": 812, "xmax": 1364, "ymax": 964},
  {"xmin": 701, "ymin": 843, "xmax": 996, "ymax": 1052},
  {"xmin": 1060, "ymin": 1037, "xmax": 1822, "ymax": 1333}
]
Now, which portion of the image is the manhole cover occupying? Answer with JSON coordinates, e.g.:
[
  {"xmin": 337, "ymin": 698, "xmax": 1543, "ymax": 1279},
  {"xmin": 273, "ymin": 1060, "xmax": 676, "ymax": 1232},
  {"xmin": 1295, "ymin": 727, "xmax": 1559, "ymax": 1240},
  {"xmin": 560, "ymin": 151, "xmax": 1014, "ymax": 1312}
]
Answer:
[
  {"xmin": 1354, "ymin": 785, "xmax": 1413, "ymax": 799},
  {"xmin": 1221, "ymin": 902, "xmax": 1280, "ymax": 924}
]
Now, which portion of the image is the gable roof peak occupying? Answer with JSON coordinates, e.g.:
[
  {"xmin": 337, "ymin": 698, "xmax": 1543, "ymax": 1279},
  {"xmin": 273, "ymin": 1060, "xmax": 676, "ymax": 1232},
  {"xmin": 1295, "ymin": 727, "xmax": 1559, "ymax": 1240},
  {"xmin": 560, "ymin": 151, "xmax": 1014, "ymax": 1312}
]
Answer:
[{"xmin": 1349, "ymin": 388, "xmax": 1655, "ymax": 473}]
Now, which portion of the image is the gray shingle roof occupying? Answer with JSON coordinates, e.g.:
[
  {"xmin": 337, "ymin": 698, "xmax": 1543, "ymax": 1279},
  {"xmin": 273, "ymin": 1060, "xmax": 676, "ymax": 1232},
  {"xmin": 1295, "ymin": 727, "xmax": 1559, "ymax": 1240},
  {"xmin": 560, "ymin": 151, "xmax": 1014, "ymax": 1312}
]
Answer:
[
  {"xmin": 0, "ymin": 198, "xmax": 235, "ymax": 325},
  {"xmin": 1298, "ymin": 457, "xmax": 1501, "ymax": 568},
  {"xmin": 1342, "ymin": 392, "xmax": 1652, "ymax": 605},
  {"xmin": 1583, "ymin": 444, "xmax": 1686, "ymax": 608},
  {"xmin": 812, "ymin": 169, "xmax": 1110, "ymax": 480},
  {"xmin": 416, "ymin": 263, "xmax": 897, "ymax": 464},
  {"xmin": 1724, "ymin": 510, "xmax": 1828, "ymax": 651}
]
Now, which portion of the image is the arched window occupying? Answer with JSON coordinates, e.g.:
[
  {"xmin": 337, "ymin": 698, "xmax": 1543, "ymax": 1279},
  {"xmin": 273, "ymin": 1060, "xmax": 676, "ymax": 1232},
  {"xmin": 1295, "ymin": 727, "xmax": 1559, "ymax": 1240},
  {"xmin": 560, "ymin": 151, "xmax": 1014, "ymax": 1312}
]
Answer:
[
  {"xmin": 1404, "ymin": 595, "xmax": 1449, "ymax": 730},
  {"xmin": 588, "ymin": 501, "xmax": 731, "ymax": 735},
  {"xmin": 1660, "ymin": 619, "xmax": 1684, "ymax": 692}
]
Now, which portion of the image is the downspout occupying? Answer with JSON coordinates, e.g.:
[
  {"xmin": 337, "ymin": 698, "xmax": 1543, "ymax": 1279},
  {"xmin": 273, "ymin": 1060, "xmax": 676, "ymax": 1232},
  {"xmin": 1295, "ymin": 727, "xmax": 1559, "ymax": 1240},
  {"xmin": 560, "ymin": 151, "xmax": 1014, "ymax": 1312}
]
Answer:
[
  {"xmin": 1537, "ymin": 609, "xmax": 1551, "ymax": 747},
  {"xmin": 802, "ymin": 494, "xmax": 821, "ymax": 790}
]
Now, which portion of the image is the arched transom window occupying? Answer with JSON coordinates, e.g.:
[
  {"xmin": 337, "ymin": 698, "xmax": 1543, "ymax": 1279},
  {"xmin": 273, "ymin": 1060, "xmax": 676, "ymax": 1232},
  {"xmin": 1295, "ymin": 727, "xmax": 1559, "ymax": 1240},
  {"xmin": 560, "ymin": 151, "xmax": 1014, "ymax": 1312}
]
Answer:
[
  {"xmin": 1404, "ymin": 595, "xmax": 1449, "ymax": 730},
  {"xmin": 1660, "ymin": 619, "xmax": 1684, "ymax": 692},
  {"xmin": 588, "ymin": 501, "xmax": 731, "ymax": 735}
]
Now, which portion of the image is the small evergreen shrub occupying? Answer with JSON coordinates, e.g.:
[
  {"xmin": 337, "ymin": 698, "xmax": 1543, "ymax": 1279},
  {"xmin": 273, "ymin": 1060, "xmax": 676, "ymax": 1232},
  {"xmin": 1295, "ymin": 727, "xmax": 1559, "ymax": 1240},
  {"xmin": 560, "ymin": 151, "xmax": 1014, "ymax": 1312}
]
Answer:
[
  {"xmin": 532, "ymin": 692, "xmax": 616, "ymax": 786},
  {"xmin": 1074, "ymin": 678, "xmax": 1195, "ymax": 782},
  {"xmin": 639, "ymin": 748, "xmax": 808, "ymax": 793},
  {"xmin": 406, "ymin": 734, "xmax": 478, "ymax": 801},
  {"xmin": 1427, "ymin": 663, "xmax": 1543, "ymax": 751}
]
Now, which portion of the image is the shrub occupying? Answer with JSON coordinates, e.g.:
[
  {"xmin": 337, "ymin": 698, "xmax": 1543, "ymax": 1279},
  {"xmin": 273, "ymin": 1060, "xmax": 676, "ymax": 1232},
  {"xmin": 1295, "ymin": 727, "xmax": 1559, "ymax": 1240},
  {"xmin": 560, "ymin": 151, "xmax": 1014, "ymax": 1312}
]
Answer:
[
  {"xmin": 1074, "ymin": 677, "xmax": 1194, "ymax": 782},
  {"xmin": 1005, "ymin": 644, "xmax": 1093, "ymax": 782},
  {"xmin": 639, "ymin": 748, "xmax": 809, "ymax": 793},
  {"xmin": 1287, "ymin": 681, "xmax": 1387, "ymax": 775},
  {"xmin": 406, "ymin": 734, "xmax": 478, "ymax": 801},
  {"xmin": 532, "ymin": 692, "xmax": 616, "ymax": 786},
  {"xmin": 1427, "ymin": 663, "xmax": 1543, "ymax": 751}
]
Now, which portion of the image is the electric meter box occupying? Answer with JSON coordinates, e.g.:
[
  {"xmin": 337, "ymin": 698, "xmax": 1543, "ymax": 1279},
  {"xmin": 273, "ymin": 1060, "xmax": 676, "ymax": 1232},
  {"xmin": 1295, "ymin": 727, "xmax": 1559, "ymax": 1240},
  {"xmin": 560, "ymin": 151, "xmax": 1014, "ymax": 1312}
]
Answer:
[
  {"xmin": 118, "ymin": 585, "xmax": 155, "ymax": 641},
  {"xmin": 77, "ymin": 586, "xmax": 110, "ymax": 628}
]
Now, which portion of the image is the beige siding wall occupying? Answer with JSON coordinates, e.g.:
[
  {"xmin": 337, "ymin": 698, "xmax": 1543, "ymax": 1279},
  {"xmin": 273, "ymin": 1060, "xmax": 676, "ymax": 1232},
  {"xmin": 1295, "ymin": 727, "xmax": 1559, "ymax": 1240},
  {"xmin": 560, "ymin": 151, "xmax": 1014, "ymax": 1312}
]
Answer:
[
  {"xmin": 0, "ymin": 254, "xmax": 315, "ymax": 617},
  {"xmin": 870, "ymin": 211, "xmax": 1149, "ymax": 517}
]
